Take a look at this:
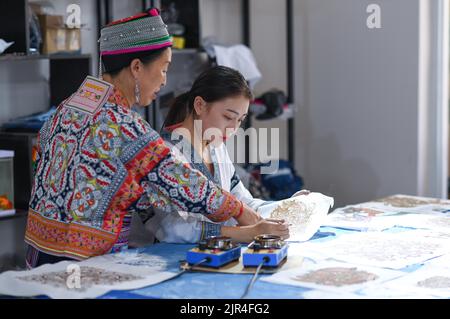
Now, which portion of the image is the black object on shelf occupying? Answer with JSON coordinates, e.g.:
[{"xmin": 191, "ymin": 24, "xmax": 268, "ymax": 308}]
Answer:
[
  {"xmin": 50, "ymin": 55, "xmax": 91, "ymax": 107},
  {"xmin": 160, "ymin": 0, "xmax": 200, "ymax": 48},
  {"xmin": 242, "ymin": 0, "xmax": 251, "ymax": 165},
  {"xmin": 254, "ymin": 90, "xmax": 286, "ymax": 120},
  {"xmin": 0, "ymin": 0, "xmax": 29, "ymax": 54}
]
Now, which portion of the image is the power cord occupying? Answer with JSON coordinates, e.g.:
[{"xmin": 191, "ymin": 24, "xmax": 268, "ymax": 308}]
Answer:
[
  {"xmin": 159, "ymin": 257, "xmax": 210, "ymax": 285},
  {"xmin": 241, "ymin": 256, "xmax": 269, "ymax": 299}
]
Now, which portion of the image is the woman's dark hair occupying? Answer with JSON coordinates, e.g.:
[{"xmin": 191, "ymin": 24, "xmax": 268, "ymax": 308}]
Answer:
[
  {"xmin": 163, "ymin": 66, "xmax": 253, "ymax": 128},
  {"xmin": 102, "ymin": 47, "xmax": 169, "ymax": 77}
]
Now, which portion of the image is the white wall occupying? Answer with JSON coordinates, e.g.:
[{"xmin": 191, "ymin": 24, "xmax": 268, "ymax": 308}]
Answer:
[
  {"xmin": 249, "ymin": 0, "xmax": 288, "ymax": 161},
  {"xmin": 0, "ymin": 60, "xmax": 49, "ymax": 124},
  {"xmin": 200, "ymin": 0, "xmax": 243, "ymax": 45},
  {"xmin": 293, "ymin": 0, "xmax": 448, "ymax": 207}
]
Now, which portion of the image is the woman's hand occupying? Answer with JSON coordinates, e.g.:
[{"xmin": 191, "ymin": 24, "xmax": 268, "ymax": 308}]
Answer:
[
  {"xmin": 253, "ymin": 219, "xmax": 290, "ymax": 240},
  {"xmin": 234, "ymin": 203, "xmax": 262, "ymax": 226},
  {"xmin": 221, "ymin": 218, "xmax": 290, "ymax": 243},
  {"xmin": 292, "ymin": 189, "xmax": 310, "ymax": 197}
]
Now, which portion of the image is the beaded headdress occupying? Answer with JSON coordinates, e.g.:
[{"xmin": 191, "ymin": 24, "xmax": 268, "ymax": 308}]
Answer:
[{"xmin": 98, "ymin": 8, "xmax": 172, "ymax": 77}]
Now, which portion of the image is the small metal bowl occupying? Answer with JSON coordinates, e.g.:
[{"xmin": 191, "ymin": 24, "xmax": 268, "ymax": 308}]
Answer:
[
  {"xmin": 198, "ymin": 236, "xmax": 238, "ymax": 250},
  {"xmin": 250, "ymin": 234, "xmax": 285, "ymax": 250}
]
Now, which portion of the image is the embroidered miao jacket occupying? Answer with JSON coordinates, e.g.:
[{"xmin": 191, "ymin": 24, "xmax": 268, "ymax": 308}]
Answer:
[
  {"xmin": 140, "ymin": 128, "xmax": 273, "ymax": 243},
  {"xmin": 24, "ymin": 87, "xmax": 243, "ymax": 260}
]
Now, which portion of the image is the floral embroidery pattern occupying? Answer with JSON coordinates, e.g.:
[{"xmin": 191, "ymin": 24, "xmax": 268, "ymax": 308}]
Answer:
[{"xmin": 25, "ymin": 86, "xmax": 242, "ymax": 263}]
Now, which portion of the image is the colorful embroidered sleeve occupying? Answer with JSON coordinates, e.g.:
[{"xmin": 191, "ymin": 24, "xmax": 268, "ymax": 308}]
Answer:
[
  {"xmin": 132, "ymin": 152, "xmax": 243, "ymax": 223},
  {"xmin": 148, "ymin": 209, "xmax": 222, "ymax": 243},
  {"xmin": 31, "ymin": 133, "xmax": 42, "ymax": 178}
]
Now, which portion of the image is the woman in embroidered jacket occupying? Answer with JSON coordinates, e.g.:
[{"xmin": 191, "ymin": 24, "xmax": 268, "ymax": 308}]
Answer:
[
  {"xmin": 136, "ymin": 66, "xmax": 306, "ymax": 244},
  {"xmin": 24, "ymin": 9, "xmax": 267, "ymax": 268}
]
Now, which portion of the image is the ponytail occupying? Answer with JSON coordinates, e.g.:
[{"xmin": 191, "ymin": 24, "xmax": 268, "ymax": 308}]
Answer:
[{"xmin": 163, "ymin": 91, "xmax": 192, "ymax": 129}]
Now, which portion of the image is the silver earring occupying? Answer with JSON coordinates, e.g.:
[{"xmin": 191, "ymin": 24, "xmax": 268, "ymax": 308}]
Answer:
[{"xmin": 134, "ymin": 79, "xmax": 140, "ymax": 106}]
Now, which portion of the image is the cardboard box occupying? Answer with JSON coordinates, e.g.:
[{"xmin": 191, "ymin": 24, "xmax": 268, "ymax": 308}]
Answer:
[
  {"xmin": 38, "ymin": 14, "xmax": 81, "ymax": 54},
  {"xmin": 29, "ymin": 3, "xmax": 44, "ymax": 15},
  {"xmin": 38, "ymin": 14, "xmax": 64, "ymax": 29},
  {"xmin": 41, "ymin": 28, "xmax": 81, "ymax": 54}
]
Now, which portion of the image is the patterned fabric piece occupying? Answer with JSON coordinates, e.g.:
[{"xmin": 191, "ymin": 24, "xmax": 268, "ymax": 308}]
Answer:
[
  {"xmin": 160, "ymin": 129, "xmax": 221, "ymax": 188},
  {"xmin": 230, "ymin": 171, "xmax": 241, "ymax": 191},
  {"xmin": 25, "ymin": 245, "xmax": 40, "ymax": 270},
  {"xmin": 112, "ymin": 213, "xmax": 132, "ymax": 253},
  {"xmin": 200, "ymin": 221, "xmax": 222, "ymax": 240},
  {"xmin": 133, "ymin": 156, "xmax": 240, "ymax": 222},
  {"xmin": 26, "ymin": 209, "xmax": 117, "ymax": 260},
  {"xmin": 25, "ymin": 84, "xmax": 242, "ymax": 265}
]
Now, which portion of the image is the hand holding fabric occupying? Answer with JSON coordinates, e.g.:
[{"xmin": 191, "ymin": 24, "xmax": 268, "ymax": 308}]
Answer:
[
  {"xmin": 221, "ymin": 218, "xmax": 290, "ymax": 243},
  {"xmin": 292, "ymin": 189, "xmax": 311, "ymax": 197}
]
